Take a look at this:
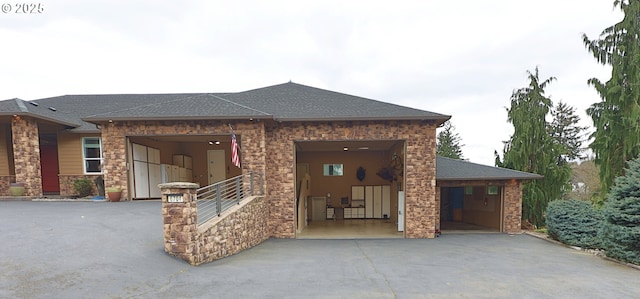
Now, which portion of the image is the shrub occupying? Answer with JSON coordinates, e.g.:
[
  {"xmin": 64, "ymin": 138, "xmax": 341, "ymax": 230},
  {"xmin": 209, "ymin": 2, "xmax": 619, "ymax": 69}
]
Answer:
[
  {"xmin": 600, "ymin": 158, "xmax": 640, "ymax": 265},
  {"xmin": 73, "ymin": 178, "xmax": 94, "ymax": 197},
  {"xmin": 546, "ymin": 198, "xmax": 602, "ymax": 249}
]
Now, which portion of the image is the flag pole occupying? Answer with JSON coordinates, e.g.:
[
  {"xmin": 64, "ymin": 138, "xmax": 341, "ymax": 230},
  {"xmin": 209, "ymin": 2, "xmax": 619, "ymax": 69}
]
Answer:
[
  {"xmin": 229, "ymin": 124, "xmax": 241, "ymax": 168},
  {"xmin": 229, "ymin": 124, "xmax": 242, "ymax": 150}
]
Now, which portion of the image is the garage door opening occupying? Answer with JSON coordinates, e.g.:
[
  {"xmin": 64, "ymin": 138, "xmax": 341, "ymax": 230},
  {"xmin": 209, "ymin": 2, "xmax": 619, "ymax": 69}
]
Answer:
[
  {"xmin": 294, "ymin": 140, "xmax": 406, "ymax": 239},
  {"xmin": 439, "ymin": 186, "xmax": 502, "ymax": 233},
  {"xmin": 126, "ymin": 135, "xmax": 240, "ymax": 200}
]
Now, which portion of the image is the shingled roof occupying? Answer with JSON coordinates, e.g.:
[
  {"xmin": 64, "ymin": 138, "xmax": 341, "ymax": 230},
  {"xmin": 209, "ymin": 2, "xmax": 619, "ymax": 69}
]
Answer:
[
  {"xmin": 223, "ymin": 82, "xmax": 449, "ymax": 121},
  {"xmin": 0, "ymin": 82, "xmax": 450, "ymax": 132},
  {"xmin": 436, "ymin": 156, "xmax": 543, "ymax": 181}
]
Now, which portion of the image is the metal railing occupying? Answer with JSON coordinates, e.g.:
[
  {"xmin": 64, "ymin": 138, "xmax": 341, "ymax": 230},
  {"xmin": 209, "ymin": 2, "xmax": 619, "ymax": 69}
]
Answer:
[{"xmin": 196, "ymin": 172, "xmax": 264, "ymax": 226}]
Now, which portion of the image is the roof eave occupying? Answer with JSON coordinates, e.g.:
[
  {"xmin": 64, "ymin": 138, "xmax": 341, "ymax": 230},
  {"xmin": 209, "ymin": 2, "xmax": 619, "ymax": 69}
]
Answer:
[
  {"xmin": 275, "ymin": 115, "xmax": 451, "ymax": 122},
  {"xmin": 436, "ymin": 175, "xmax": 544, "ymax": 181},
  {"xmin": 0, "ymin": 112, "xmax": 80, "ymax": 128}
]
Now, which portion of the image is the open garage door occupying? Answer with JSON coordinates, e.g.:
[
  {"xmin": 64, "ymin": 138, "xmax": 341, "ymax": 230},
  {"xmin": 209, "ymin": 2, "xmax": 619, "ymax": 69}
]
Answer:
[
  {"xmin": 126, "ymin": 135, "xmax": 241, "ymax": 200},
  {"xmin": 294, "ymin": 140, "xmax": 405, "ymax": 239},
  {"xmin": 439, "ymin": 186, "xmax": 503, "ymax": 233}
]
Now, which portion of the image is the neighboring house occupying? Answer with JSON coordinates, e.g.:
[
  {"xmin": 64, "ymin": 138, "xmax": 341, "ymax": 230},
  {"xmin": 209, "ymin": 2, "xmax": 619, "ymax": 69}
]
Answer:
[{"xmin": 0, "ymin": 82, "xmax": 540, "ymax": 238}]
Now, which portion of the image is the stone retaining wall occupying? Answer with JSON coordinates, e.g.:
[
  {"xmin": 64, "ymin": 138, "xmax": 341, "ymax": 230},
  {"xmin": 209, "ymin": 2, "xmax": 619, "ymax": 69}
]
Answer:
[
  {"xmin": 196, "ymin": 195, "xmax": 268, "ymax": 264},
  {"xmin": 161, "ymin": 182, "xmax": 268, "ymax": 266}
]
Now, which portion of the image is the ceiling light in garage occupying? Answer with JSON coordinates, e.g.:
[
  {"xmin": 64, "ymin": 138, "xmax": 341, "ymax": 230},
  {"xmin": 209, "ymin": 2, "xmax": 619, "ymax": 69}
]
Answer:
[{"xmin": 343, "ymin": 147, "xmax": 349, "ymax": 151}]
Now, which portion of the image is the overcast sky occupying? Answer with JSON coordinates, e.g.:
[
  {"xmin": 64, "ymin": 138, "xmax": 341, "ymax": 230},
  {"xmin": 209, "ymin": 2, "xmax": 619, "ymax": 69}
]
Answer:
[{"xmin": 0, "ymin": 1, "xmax": 623, "ymax": 165}]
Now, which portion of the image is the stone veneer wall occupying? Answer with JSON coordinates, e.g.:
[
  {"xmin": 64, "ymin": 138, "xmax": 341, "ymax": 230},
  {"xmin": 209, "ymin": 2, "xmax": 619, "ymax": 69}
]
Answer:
[
  {"xmin": 59, "ymin": 175, "xmax": 102, "ymax": 197},
  {"xmin": 100, "ymin": 120, "xmax": 267, "ymax": 200},
  {"xmin": 160, "ymin": 182, "xmax": 268, "ymax": 266},
  {"xmin": 0, "ymin": 176, "xmax": 13, "ymax": 196},
  {"xmin": 195, "ymin": 195, "xmax": 268, "ymax": 264},
  {"xmin": 265, "ymin": 120, "xmax": 438, "ymax": 238},
  {"xmin": 503, "ymin": 180, "xmax": 523, "ymax": 234},
  {"xmin": 11, "ymin": 116, "xmax": 43, "ymax": 196}
]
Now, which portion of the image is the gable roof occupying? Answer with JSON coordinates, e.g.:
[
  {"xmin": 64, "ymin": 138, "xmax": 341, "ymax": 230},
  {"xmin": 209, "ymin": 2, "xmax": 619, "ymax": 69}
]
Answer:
[
  {"xmin": 436, "ymin": 156, "xmax": 543, "ymax": 181},
  {"xmin": 0, "ymin": 82, "xmax": 450, "ymax": 132}
]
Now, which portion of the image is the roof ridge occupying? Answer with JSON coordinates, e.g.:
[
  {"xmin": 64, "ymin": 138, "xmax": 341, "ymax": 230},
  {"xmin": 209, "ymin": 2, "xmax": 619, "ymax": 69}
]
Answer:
[
  {"xmin": 207, "ymin": 94, "xmax": 272, "ymax": 116},
  {"xmin": 84, "ymin": 93, "xmax": 213, "ymax": 118},
  {"xmin": 14, "ymin": 98, "xmax": 29, "ymax": 112}
]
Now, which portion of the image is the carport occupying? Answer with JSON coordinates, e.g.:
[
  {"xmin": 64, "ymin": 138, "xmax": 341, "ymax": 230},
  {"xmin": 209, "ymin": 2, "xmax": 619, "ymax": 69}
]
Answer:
[{"xmin": 435, "ymin": 157, "xmax": 542, "ymax": 233}]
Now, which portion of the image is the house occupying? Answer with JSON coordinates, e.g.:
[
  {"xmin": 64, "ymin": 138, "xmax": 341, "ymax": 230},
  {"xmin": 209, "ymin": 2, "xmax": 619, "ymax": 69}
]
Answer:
[{"xmin": 0, "ymin": 82, "xmax": 541, "ymax": 238}]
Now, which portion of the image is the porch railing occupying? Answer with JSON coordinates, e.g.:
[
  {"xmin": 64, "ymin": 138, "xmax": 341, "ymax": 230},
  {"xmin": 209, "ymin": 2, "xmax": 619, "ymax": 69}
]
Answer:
[{"xmin": 196, "ymin": 172, "xmax": 264, "ymax": 227}]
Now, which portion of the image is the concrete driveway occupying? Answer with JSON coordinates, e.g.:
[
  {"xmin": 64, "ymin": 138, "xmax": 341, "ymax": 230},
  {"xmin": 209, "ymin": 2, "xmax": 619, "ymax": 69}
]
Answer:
[{"xmin": 1, "ymin": 200, "xmax": 638, "ymax": 299}]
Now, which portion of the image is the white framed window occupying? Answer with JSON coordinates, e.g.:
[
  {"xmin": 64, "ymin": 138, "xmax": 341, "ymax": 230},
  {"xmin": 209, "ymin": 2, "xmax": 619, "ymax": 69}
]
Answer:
[
  {"xmin": 82, "ymin": 137, "xmax": 103, "ymax": 174},
  {"xmin": 323, "ymin": 164, "xmax": 343, "ymax": 176}
]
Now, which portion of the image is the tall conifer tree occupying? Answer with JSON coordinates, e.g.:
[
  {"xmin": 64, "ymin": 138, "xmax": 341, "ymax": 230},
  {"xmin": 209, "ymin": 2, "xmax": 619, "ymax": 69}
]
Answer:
[
  {"xmin": 436, "ymin": 121, "xmax": 464, "ymax": 160},
  {"xmin": 497, "ymin": 67, "xmax": 572, "ymax": 227},
  {"xmin": 583, "ymin": 0, "xmax": 640, "ymax": 194}
]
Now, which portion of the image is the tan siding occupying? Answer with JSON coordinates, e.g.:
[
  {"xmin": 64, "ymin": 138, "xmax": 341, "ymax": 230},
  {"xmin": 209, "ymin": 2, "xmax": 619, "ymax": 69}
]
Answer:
[
  {"xmin": 58, "ymin": 133, "xmax": 100, "ymax": 175},
  {"xmin": 0, "ymin": 125, "xmax": 10, "ymax": 175}
]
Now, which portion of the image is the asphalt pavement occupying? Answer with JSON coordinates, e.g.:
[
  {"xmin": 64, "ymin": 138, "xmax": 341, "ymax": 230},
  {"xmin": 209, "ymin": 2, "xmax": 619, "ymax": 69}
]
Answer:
[{"xmin": 1, "ymin": 200, "xmax": 639, "ymax": 298}]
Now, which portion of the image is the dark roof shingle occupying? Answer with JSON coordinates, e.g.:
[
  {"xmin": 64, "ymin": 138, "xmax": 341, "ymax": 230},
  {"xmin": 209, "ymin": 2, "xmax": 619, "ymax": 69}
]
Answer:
[
  {"xmin": 436, "ymin": 156, "xmax": 543, "ymax": 181},
  {"xmin": 1, "ymin": 82, "xmax": 450, "ymax": 132}
]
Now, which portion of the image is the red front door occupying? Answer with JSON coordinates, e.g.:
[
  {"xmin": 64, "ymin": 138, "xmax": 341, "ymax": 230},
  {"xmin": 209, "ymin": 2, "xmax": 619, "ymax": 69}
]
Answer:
[{"xmin": 40, "ymin": 144, "xmax": 60, "ymax": 193}]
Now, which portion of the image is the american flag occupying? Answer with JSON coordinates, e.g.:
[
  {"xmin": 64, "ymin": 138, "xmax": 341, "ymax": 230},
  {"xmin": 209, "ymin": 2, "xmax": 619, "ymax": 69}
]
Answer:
[{"xmin": 231, "ymin": 132, "xmax": 241, "ymax": 168}]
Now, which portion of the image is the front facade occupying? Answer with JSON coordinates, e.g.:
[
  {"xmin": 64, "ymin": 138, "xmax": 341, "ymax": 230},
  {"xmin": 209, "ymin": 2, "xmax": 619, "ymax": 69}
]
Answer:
[{"xmin": 0, "ymin": 82, "xmax": 538, "ymax": 238}]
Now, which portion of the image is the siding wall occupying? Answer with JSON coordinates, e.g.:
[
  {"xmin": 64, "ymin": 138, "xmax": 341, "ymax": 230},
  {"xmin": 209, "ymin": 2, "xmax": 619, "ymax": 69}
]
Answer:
[{"xmin": 0, "ymin": 125, "xmax": 11, "ymax": 176}]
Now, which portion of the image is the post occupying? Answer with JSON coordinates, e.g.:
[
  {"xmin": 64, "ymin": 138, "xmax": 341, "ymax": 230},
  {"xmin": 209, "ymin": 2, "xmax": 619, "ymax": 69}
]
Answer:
[
  {"xmin": 160, "ymin": 182, "xmax": 199, "ymax": 265},
  {"xmin": 236, "ymin": 176, "xmax": 242, "ymax": 204},
  {"xmin": 250, "ymin": 172, "xmax": 254, "ymax": 196},
  {"xmin": 216, "ymin": 184, "xmax": 222, "ymax": 216}
]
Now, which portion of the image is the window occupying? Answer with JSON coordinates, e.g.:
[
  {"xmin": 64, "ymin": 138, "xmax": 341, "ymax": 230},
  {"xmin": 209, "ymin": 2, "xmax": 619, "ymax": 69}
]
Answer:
[
  {"xmin": 487, "ymin": 186, "xmax": 499, "ymax": 195},
  {"xmin": 323, "ymin": 164, "xmax": 343, "ymax": 176},
  {"xmin": 465, "ymin": 186, "xmax": 473, "ymax": 195},
  {"xmin": 83, "ymin": 137, "xmax": 102, "ymax": 174}
]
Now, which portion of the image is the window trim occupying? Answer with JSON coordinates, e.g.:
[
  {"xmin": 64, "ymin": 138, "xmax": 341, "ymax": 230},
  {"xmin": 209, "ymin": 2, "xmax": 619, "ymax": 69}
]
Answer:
[{"xmin": 82, "ymin": 137, "xmax": 103, "ymax": 174}]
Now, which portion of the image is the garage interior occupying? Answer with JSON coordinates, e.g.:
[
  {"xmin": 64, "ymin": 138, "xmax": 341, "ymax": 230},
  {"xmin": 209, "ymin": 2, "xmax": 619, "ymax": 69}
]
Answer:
[
  {"xmin": 439, "ymin": 186, "xmax": 503, "ymax": 233},
  {"xmin": 126, "ymin": 135, "xmax": 241, "ymax": 200},
  {"xmin": 295, "ymin": 140, "xmax": 406, "ymax": 239}
]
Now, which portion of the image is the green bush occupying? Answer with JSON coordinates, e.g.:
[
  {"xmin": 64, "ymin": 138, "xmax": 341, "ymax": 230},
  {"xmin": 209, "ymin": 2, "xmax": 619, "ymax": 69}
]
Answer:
[
  {"xmin": 73, "ymin": 178, "xmax": 94, "ymax": 197},
  {"xmin": 546, "ymin": 198, "xmax": 602, "ymax": 249},
  {"xmin": 600, "ymin": 158, "xmax": 640, "ymax": 265}
]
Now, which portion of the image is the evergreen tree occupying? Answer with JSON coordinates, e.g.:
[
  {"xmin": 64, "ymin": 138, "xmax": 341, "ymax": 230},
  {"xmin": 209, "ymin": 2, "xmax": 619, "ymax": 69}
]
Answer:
[
  {"xmin": 436, "ymin": 121, "xmax": 464, "ymax": 159},
  {"xmin": 601, "ymin": 157, "xmax": 640, "ymax": 265},
  {"xmin": 549, "ymin": 101, "xmax": 588, "ymax": 163},
  {"xmin": 496, "ymin": 67, "xmax": 572, "ymax": 227},
  {"xmin": 583, "ymin": 0, "xmax": 640, "ymax": 194}
]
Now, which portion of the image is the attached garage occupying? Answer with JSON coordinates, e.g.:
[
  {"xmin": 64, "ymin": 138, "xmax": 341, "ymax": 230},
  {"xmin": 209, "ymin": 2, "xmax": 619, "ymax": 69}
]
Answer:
[{"xmin": 436, "ymin": 157, "xmax": 542, "ymax": 233}]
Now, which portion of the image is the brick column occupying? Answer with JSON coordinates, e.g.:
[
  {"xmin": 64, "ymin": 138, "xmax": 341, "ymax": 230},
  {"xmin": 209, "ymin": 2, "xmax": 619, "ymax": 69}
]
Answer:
[
  {"xmin": 11, "ymin": 116, "xmax": 43, "ymax": 196},
  {"xmin": 503, "ymin": 180, "xmax": 522, "ymax": 234},
  {"xmin": 160, "ymin": 182, "xmax": 199, "ymax": 265}
]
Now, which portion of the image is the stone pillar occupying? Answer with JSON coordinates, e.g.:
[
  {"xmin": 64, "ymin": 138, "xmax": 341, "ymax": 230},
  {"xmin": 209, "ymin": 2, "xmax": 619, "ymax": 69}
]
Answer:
[
  {"xmin": 503, "ymin": 180, "xmax": 522, "ymax": 234},
  {"xmin": 160, "ymin": 182, "xmax": 199, "ymax": 265},
  {"xmin": 11, "ymin": 116, "xmax": 43, "ymax": 196}
]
